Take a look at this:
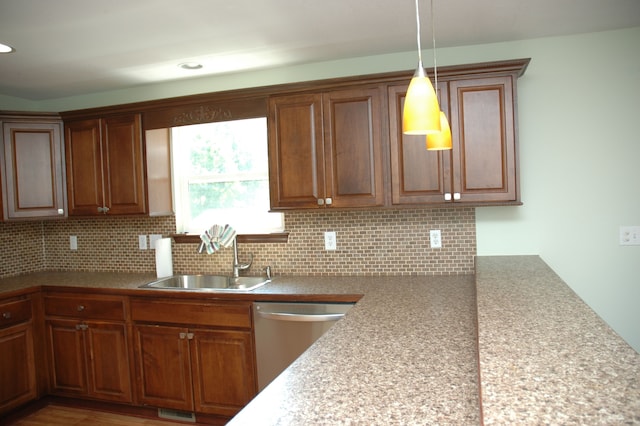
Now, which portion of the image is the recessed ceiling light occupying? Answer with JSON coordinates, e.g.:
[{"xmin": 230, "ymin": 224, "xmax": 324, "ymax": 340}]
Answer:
[
  {"xmin": 0, "ymin": 43, "xmax": 15, "ymax": 53},
  {"xmin": 179, "ymin": 62, "xmax": 203, "ymax": 70}
]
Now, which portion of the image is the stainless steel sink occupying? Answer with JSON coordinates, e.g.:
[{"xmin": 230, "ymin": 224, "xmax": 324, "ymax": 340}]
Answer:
[{"xmin": 140, "ymin": 275, "xmax": 269, "ymax": 292}]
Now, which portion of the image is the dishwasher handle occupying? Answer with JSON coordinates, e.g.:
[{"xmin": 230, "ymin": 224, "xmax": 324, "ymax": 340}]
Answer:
[{"xmin": 256, "ymin": 311, "xmax": 346, "ymax": 322}]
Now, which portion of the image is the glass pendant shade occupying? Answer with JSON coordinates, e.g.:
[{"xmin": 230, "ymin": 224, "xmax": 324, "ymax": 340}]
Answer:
[
  {"xmin": 426, "ymin": 111, "xmax": 452, "ymax": 150},
  {"xmin": 403, "ymin": 65, "xmax": 441, "ymax": 135}
]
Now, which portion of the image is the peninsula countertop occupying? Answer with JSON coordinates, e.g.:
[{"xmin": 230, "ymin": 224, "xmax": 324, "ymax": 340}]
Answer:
[{"xmin": 1, "ymin": 256, "xmax": 638, "ymax": 425}]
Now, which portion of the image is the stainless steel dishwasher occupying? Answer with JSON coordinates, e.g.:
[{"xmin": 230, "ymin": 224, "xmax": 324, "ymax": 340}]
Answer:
[{"xmin": 253, "ymin": 301, "xmax": 354, "ymax": 391}]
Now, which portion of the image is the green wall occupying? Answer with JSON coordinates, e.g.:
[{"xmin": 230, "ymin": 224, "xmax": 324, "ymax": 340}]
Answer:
[{"xmin": 2, "ymin": 27, "xmax": 639, "ymax": 352}]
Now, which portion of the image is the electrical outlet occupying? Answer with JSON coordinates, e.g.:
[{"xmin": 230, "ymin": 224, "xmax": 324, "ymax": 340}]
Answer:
[
  {"xmin": 324, "ymin": 231, "xmax": 337, "ymax": 250},
  {"xmin": 70, "ymin": 236, "xmax": 78, "ymax": 251},
  {"xmin": 619, "ymin": 226, "xmax": 640, "ymax": 246},
  {"xmin": 138, "ymin": 235, "xmax": 148, "ymax": 250},
  {"xmin": 430, "ymin": 229, "xmax": 442, "ymax": 248}
]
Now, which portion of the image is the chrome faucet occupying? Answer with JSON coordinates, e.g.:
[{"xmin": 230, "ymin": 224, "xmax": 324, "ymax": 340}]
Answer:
[{"xmin": 232, "ymin": 237, "xmax": 253, "ymax": 278}]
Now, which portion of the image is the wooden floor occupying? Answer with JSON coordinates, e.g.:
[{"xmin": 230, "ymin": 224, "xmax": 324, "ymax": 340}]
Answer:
[{"xmin": 8, "ymin": 404, "xmax": 192, "ymax": 426}]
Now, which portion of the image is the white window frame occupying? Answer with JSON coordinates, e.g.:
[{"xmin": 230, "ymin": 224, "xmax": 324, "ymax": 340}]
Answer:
[{"xmin": 171, "ymin": 118, "xmax": 283, "ymax": 235}]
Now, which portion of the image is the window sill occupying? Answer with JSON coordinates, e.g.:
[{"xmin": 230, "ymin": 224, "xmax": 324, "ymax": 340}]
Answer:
[{"xmin": 171, "ymin": 232, "xmax": 289, "ymax": 244}]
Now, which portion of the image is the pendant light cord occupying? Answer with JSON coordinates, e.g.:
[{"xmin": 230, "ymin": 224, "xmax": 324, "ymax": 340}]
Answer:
[
  {"xmin": 414, "ymin": 0, "xmax": 423, "ymax": 67},
  {"xmin": 431, "ymin": 0, "xmax": 438, "ymax": 93}
]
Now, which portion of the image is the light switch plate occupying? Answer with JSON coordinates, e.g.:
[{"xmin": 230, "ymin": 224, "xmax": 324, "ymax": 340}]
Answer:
[
  {"xmin": 324, "ymin": 231, "xmax": 337, "ymax": 250},
  {"xmin": 430, "ymin": 230, "xmax": 442, "ymax": 248},
  {"xmin": 149, "ymin": 234, "xmax": 163, "ymax": 249}
]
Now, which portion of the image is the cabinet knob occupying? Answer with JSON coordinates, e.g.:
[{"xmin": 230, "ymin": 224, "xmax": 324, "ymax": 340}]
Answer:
[
  {"xmin": 75, "ymin": 323, "xmax": 88, "ymax": 331},
  {"xmin": 2, "ymin": 312, "xmax": 11, "ymax": 319},
  {"xmin": 77, "ymin": 305, "xmax": 85, "ymax": 312},
  {"xmin": 57, "ymin": 209, "xmax": 64, "ymax": 215},
  {"xmin": 187, "ymin": 333, "xmax": 194, "ymax": 340},
  {"xmin": 179, "ymin": 332, "xmax": 187, "ymax": 339},
  {"xmin": 453, "ymin": 193, "xmax": 461, "ymax": 200},
  {"xmin": 444, "ymin": 193, "xmax": 452, "ymax": 201},
  {"xmin": 325, "ymin": 198, "xmax": 332, "ymax": 206},
  {"xmin": 317, "ymin": 199, "xmax": 324, "ymax": 206}
]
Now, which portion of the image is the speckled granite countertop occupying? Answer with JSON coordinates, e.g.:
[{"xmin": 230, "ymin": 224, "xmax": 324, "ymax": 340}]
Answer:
[
  {"xmin": 1, "ymin": 256, "xmax": 638, "ymax": 425},
  {"xmin": 476, "ymin": 256, "xmax": 640, "ymax": 425}
]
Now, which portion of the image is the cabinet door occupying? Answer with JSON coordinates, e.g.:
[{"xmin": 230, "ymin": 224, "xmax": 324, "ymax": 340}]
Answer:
[
  {"xmin": 101, "ymin": 114, "xmax": 146, "ymax": 214},
  {"xmin": 134, "ymin": 324, "xmax": 193, "ymax": 411},
  {"xmin": 388, "ymin": 83, "xmax": 451, "ymax": 204},
  {"xmin": 46, "ymin": 319, "xmax": 88, "ymax": 395},
  {"xmin": 449, "ymin": 76, "xmax": 518, "ymax": 203},
  {"xmin": 65, "ymin": 119, "xmax": 105, "ymax": 215},
  {"xmin": 322, "ymin": 87, "xmax": 384, "ymax": 208},
  {"xmin": 268, "ymin": 93, "xmax": 325, "ymax": 209},
  {"xmin": 190, "ymin": 329, "xmax": 257, "ymax": 417},
  {"xmin": 1, "ymin": 121, "xmax": 66, "ymax": 219},
  {"xmin": 85, "ymin": 321, "xmax": 132, "ymax": 403},
  {"xmin": 0, "ymin": 323, "xmax": 37, "ymax": 415}
]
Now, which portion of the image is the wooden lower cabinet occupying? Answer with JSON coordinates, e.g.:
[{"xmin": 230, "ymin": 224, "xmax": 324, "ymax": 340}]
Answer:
[
  {"xmin": 0, "ymin": 295, "xmax": 37, "ymax": 415},
  {"xmin": 131, "ymin": 299, "xmax": 257, "ymax": 418},
  {"xmin": 45, "ymin": 319, "xmax": 132, "ymax": 403},
  {"xmin": 0, "ymin": 323, "xmax": 37, "ymax": 415},
  {"xmin": 43, "ymin": 292, "xmax": 133, "ymax": 404}
]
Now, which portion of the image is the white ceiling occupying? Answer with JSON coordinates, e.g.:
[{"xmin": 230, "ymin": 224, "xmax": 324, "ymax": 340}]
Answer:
[{"xmin": 1, "ymin": 0, "xmax": 639, "ymax": 101}]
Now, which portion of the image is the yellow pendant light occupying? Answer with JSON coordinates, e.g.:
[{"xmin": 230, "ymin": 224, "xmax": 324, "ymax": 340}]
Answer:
[
  {"xmin": 403, "ymin": 0, "xmax": 441, "ymax": 135},
  {"xmin": 426, "ymin": 111, "xmax": 452, "ymax": 150}
]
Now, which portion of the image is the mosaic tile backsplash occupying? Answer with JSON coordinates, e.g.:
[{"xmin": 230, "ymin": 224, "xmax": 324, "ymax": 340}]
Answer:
[{"xmin": 1, "ymin": 208, "xmax": 476, "ymax": 279}]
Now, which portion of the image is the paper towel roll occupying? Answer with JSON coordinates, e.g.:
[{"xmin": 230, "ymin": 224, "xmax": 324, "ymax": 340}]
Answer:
[{"xmin": 155, "ymin": 238, "xmax": 173, "ymax": 278}]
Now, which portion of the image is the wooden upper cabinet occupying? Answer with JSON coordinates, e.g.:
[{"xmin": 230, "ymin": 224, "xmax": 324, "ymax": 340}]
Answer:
[
  {"xmin": 389, "ymin": 74, "xmax": 520, "ymax": 205},
  {"xmin": 268, "ymin": 93, "xmax": 324, "ymax": 209},
  {"xmin": 0, "ymin": 115, "xmax": 67, "ymax": 219},
  {"xmin": 65, "ymin": 113, "xmax": 147, "ymax": 215},
  {"xmin": 102, "ymin": 115, "xmax": 146, "ymax": 214},
  {"xmin": 388, "ymin": 82, "xmax": 452, "ymax": 204},
  {"xmin": 322, "ymin": 88, "xmax": 384, "ymax": 208},
  {"xmin": 268, "ymin": 87, "xmax": 384, "ymax": 209},
  {"xmin": 449, "ymin": 76, "xmax": 518, "ymax": 203}
]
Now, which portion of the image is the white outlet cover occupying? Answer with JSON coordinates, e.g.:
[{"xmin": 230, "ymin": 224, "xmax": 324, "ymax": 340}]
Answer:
[
  {"xmin": 325, "ymin": 231, "xmax": 337, "ymax": 250},
  {"xmin": 619, "ymin": 226, "xmax": 640, "ymax": 246},
  {"xmin": 430, "ymin": 230, "xmax": 442, "ymax": 248},
  {"xmin": 70, "ymin": 236, "xmax": 78, "ymax": 251}
]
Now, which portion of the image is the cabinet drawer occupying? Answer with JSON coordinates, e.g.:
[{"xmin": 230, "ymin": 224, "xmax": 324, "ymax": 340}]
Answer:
[
  {"xmin": 0, "ymin": 298, "xmax": 32, "ymax": 329},
  {"xmin": 131, "ymin": 299, "xmax": 252, "ymax": 329},
  {"xmin": 44, "ymin": 294, "xmax": 126, "ymax": 321}
]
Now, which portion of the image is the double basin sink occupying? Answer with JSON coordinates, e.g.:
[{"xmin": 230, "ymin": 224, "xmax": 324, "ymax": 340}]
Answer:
[{"xmin": 140, "ymin": 274, "xmax": 270, "ymax": 292}]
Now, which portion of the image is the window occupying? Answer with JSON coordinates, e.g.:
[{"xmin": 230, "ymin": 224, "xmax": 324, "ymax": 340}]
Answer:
[{"xmin": 171, "ymin": 117, "xmax": 283, "ymax": 234}]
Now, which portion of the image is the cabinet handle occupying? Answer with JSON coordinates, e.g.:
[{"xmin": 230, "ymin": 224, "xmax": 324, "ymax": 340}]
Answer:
[
  {"xmin": 77, "ymin": 305, "xmax": 85, "ymax": 312},
  {"xmin": 179, "ymin": 332, "xmax": 187, "ymax": 339},
  {"xmin": 2, "ymin": 312, "xmax": 11, "ymax": 319},
  {"xmin": 325, "ymin": 198, "xmax": 332, "ymax": 206},
  {"xmin": 76, "ymin": 323, "xmax": 88, "ymax": 331},
  {"xmin": 444, "ymin": 193, "xmax": 452, "ymax": 201},
  {"xmin": 453, "ymin": 193, "xmax": 461, "ymax": 200},
  {"xmin": 187, "ymin": 333, "xmax": 194, "ymax": 340}
]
